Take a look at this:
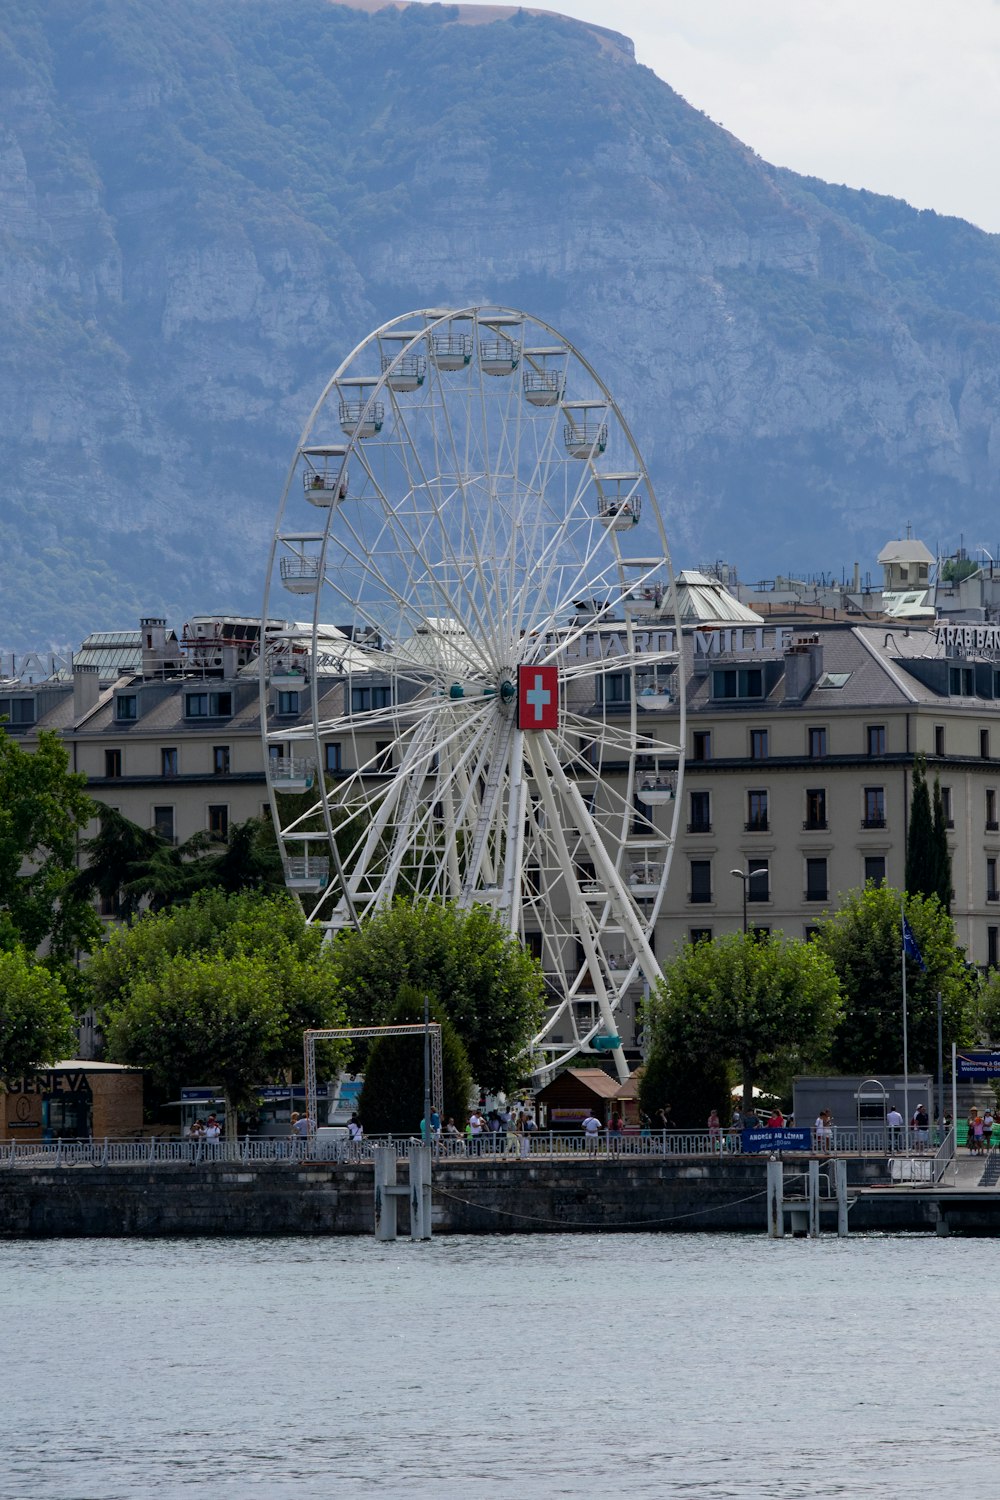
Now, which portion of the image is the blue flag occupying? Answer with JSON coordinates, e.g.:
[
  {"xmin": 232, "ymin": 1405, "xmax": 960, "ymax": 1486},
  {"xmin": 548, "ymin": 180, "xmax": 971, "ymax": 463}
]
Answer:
[{"xmin": 902, "ymin": 914, "xmax": 926, "ymax": 971}]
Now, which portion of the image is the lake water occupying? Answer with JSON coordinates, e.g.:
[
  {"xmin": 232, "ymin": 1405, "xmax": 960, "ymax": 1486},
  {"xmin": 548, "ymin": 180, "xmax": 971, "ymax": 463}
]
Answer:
[{"xmin": 4, "ymin": 1232, "xmax": 999, "ymax": 1499}]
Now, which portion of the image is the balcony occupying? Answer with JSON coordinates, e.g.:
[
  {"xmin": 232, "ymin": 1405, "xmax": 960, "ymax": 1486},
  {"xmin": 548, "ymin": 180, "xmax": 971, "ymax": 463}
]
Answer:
[
  {"xmin": 802, "ymin": 819, "xmax": 828, "ymax": 831},
  {"xmin": 687, "ymin": 821, "xmax": 712, "ymax": 835},
  {"xmin": 861, "ymin": 817, "xmax": 887, "ymax": 830},
  {"xmin": 744, "ymin": 819, "xmax": 769, "ymax": 833},
  {"xmin": 987, "ymin": 820, "xmax": 999, "ymax": 832},
  {"xmin": 689, "ymin": 890, "xmax": 713, "ymax": 905},
  {"xmin": 805, "ymin": 887, "xmax": 829, "ymax": 902}
]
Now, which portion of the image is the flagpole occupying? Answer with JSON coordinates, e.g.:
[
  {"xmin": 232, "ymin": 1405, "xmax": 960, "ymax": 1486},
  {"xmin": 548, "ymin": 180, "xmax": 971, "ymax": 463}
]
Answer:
[{"xmin": 901, "ymin": 897, "xmax": 910, "ymax": 1149}]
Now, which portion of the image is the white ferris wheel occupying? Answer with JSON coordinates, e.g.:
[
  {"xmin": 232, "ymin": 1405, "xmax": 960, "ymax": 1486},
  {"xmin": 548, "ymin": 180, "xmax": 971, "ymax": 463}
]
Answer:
[{"xmin": 261, "ymin": 306, "xmax": 685, "ymax": 1083}]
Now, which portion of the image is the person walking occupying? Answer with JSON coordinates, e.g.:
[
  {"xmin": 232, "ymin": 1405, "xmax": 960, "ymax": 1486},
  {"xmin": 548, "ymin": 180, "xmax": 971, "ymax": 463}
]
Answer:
[
  {"xmin": 983, "ymin": 1108, "xmax": 995, "ymax": 1152},
  {"xmin": 347, "ymin": 1112, "xmax": 364, "ymax": 1161}
]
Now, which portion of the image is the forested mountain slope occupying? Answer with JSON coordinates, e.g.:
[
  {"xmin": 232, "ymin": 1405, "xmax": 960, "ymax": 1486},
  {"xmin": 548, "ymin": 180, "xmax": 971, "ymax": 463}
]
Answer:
[{"xmin": 2, "ymin": 0, "xmax": 998, "ymax": 647}]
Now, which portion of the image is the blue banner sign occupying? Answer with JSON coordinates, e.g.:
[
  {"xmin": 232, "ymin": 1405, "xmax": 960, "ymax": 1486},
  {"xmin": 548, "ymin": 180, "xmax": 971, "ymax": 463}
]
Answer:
[
  {"xmin": 741, "ymin": 1127, "xmax": 812, "ymax": 1153},
  {"xmin": 956, "ymin": 1051, "xmax": 1000, "ymax": 1079}
]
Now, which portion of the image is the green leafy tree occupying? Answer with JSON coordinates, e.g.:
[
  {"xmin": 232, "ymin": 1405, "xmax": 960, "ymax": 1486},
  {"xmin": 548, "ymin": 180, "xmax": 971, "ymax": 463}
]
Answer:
[
  {"xmin": 644, "ymin": 931, "xmax": 842, "ymax": 1109},
  {"xmin": 0, "ymin": 726, "xmax": 101, "ymax": 967},
  {"xmin": 637, "ymin": 1044, "xmax": 732, "ymax": 1130},
  {"xmin": 905, "ymin": 755, "xmax": 937, "ymax": 901},
  {"xmin": 0, "ymin": 945, "xmax": 77, "ymax": 1080},
  {"xmin": 328, "ymin": 899, "xmax": 545, "ymax": 1093},
  {"xmin": 814, "ymin": 884, "xmax": 978, "ymax": 1074},
  {"xmin": 931, "ymin": 776, "xmax": 953, "ymax": 913},
  {"xmin": 91, "ymin": 890, "xmax": 346, "ymax": 1132},
  {"xmin": 358, "ymin": 985, "xmax": 473, "ymax": 1134}
]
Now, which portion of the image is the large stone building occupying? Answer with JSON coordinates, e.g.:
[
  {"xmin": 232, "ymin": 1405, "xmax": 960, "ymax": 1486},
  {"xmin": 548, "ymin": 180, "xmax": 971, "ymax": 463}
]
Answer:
[{"xmin": 7, "ymin": 594, "xmax": 1000, "ymax": 1056}]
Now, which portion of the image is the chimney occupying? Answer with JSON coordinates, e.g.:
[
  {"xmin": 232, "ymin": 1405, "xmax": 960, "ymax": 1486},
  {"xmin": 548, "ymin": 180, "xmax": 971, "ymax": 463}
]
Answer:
[
  {"xmin": 73, "ymin": 662, "xmax": 100, "ymax": 719},
  {"xmin": 783, "ymin": 633, "xmax": 823, "ymax": 702},
  {"xmin": 141, "ymin": 616, "xmax": 168, "ymax": 678}
]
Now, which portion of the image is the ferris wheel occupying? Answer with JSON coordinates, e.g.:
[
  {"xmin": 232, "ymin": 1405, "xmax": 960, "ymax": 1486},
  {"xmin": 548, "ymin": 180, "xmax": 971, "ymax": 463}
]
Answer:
[{"xmin": 261, "ymin": 306, "xmax": 685, "ymax": 1083}]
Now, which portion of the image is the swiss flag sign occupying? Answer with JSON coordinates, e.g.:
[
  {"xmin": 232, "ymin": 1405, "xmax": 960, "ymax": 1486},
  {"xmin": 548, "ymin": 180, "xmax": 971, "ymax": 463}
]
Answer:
[{"xmin": 517, "ymin": 664, "xmax": 559, "ymax": 731}]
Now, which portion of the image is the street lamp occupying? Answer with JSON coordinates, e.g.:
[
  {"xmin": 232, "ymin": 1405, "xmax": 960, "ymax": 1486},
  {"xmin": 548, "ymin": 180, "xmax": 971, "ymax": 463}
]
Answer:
[{"xmin": 730, "ymin": 866, "xmax": 769, "ymax": 934}]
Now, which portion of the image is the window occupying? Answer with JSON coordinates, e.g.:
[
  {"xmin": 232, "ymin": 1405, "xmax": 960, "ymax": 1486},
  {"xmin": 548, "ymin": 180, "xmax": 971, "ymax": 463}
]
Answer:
[
  {"xmin": 325, "ymin": 742, "xmax": 343, "ymax": 774},
  {"xmin": 806, "ymin": 857, "xmax": 828, "ymax": 902},
  {"xmin": 276, "ymin": 690, "xmax": 300, "ymax": 717},
  {"xmin": 375, "ymin": 740, "xmax": 394, "ymax": 771},
  {"xmin": 746, "ymin": 790, "xmax": 768, "ymax": 832},
  {"xmin": 161, "ymin": 747, "xmax": 178, "ymax": 777},
  {"xmin": 804, "ymin": 788, "xmax": 827, "ymax": 830},
  {"xmin": 116, "ymin": 695, "xmax": 137, "ymax": 721},
  {"xmin": 212, "ymin": 745, "xmax": 230, "ymax": 776},
  {"xmin": 185, "ymin": 691, "xmax": 233, "ymax": 718},
  {"xmin": 689, "ymin": 860, "xmax": 712, "ymax": 904},
  {"xmin": 866, "ymin": 725, "xmax": 886, "ymax": 756},
  {"xmin": 989, "ymin": 858, "xmax": 999, "ymax": 903},
  {"xmin": 808, "ymin": 727, "xmax": 827, "ymax": 759},
  {"xmin": 692, "ymin": 730, "xmax": 712, "ymax": 762},
  {"xmin": 688, "ymin": 790, "xmax": 711, "ymax": 833},
  {"xmin": 863, "ymin": 786, "xmax": 886, "ymax": 828},
  {"xmin": 208, "ymin": 804, "xmax": 229, "ymax": 840},
  {"xmin": 747, "ymin": 857, "xmax": 769, "ymax": 902},
  {"xmin": 940, "ymin": 785, "xmax": 953, "ymax": 828},
  {"xmin": 689, "ymin": 928, "xmax": 712, "ymax": 944},
  {"xmin": 5, "ymin": 697, "xmax": 35, "ymax": 725},
  {"xmin": 152, "ymin": 806, "xmax": 175, "ymax": 843},
  {"xmin": 950, "ymin": 667, "xmax": 974, "ymax": 696},
  {"xmin": 749, "ymin": 926, "xmax": 770, "ymax": 941},
  {"xmin": 712, "ymin": 667, "xmax": 763, "ymax": 700},
  {"xmin": 601, "ymin": 672, "xmax": 631, "ymax": 706},
  {"xmin": 105, "ymin": 749, "xmax": 122, "ymax": 779},
  {"xmin": 351, "ymin": 684, "xmax": 393, "ymax": 713},
  {"xmin": 750, "ymin": 728, "xmax": 768, "ymax": 760},
  {"xmin": 987, "ymin": 789, "xmax": 998, "ymax": 832},
  {"xmin": 982, "ymin": 728, "xmax": 991, "ymax": 760},
  {"xmin": 934, "ymin": 725, "xmax": 945, "ymax": 756},
  {"xmin": 804, "ymin": 926, "xmax": 821, "ymax": 943},
  {"xmin": 989, "ymin": 927, "xmax": 999, "ymax": 970},
  {"xmin": 864, "ymin": 855, "xmax": 886, "ymax": 886}
]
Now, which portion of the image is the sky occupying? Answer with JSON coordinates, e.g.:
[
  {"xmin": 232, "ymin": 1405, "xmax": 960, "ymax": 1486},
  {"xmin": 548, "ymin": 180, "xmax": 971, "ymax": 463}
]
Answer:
[{"xmin": 535, "ymin": 0, "xmax": 1000, "ymax": 234}]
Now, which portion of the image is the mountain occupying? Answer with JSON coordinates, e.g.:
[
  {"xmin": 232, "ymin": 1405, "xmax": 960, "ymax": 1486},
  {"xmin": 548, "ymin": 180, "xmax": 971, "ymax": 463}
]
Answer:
[{"xmin": 2, "ymin": 0, "xmax": 1000, "ymax": 649}]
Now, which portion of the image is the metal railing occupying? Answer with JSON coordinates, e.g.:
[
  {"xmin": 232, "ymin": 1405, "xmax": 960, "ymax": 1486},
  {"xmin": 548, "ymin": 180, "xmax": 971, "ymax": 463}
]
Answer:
[{"xmin": 0, "ymin": 1126, "xmax": 959, "ymax": 1169}]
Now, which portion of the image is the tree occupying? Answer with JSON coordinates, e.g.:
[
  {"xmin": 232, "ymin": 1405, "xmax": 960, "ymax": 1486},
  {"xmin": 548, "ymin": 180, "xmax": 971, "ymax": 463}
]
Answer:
[
  {"xmin": 931, "ymin": 776, "xmax": 953, "ymax": 913},
  {"xmin": 905, "ymin": 755, "xmax": 937, "ymax": 901},
  {"xmin": 358, "ymin": 986, "xmax": 472, "ymax": 1134},
  {"xmin": 91, "ymin": 890, "xmax": 346, "ymax": 1134},
  {"xmin": 0, "ymin": 945, "xmax": 77, "ymax": 1079},
  {"xmin": 814, "ymin": 884, "xmax": 978, "ymax": 1074},
  {"xmin": 637, "ymin": 1042, "xmax": 732, "ymax": 1130},
  {"xmin": 70, "ymin": 805, "xmax": 164, "ymax": 921},
  {"xmin": 328, "ymin": 899, "xmax": 545, "ymax": 1093},
  {"xmin": 0, "ymin": 726, "xmax": 101, "ymax": 967},
  {"xmin": 73, "ymin": 808, "xmax": 285, "ymax": 916},
  {"xmin": 643, "ymin": 931, "xmax": 842, "ymax": 1109}
]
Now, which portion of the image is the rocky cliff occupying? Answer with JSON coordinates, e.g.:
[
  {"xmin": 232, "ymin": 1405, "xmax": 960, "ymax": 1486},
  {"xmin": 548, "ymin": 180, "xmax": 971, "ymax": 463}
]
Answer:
[{"xmin": 2, "ymin": 0, "xmax": 999, "ymax": 648}]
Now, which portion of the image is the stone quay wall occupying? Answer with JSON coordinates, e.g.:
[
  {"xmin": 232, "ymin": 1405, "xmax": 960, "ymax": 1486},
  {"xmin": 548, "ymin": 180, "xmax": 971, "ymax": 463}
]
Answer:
[{"xmin": 0, "ymin": 1155, "xmax": 967, "ymax": 1238}]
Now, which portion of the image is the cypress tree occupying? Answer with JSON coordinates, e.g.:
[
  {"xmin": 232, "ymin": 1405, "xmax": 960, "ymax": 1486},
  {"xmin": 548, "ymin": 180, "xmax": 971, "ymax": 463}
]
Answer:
[
  {"xmin": 358, "ymin": 985, "xmax": 473, "ymax": 1135},
  {"xmin": 906, "ymin": 755, "xmax": 936, "ymax": 899},
  {"xmin": 931, "ymin": 775, "xmax": 953, "ymax": 913}
]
